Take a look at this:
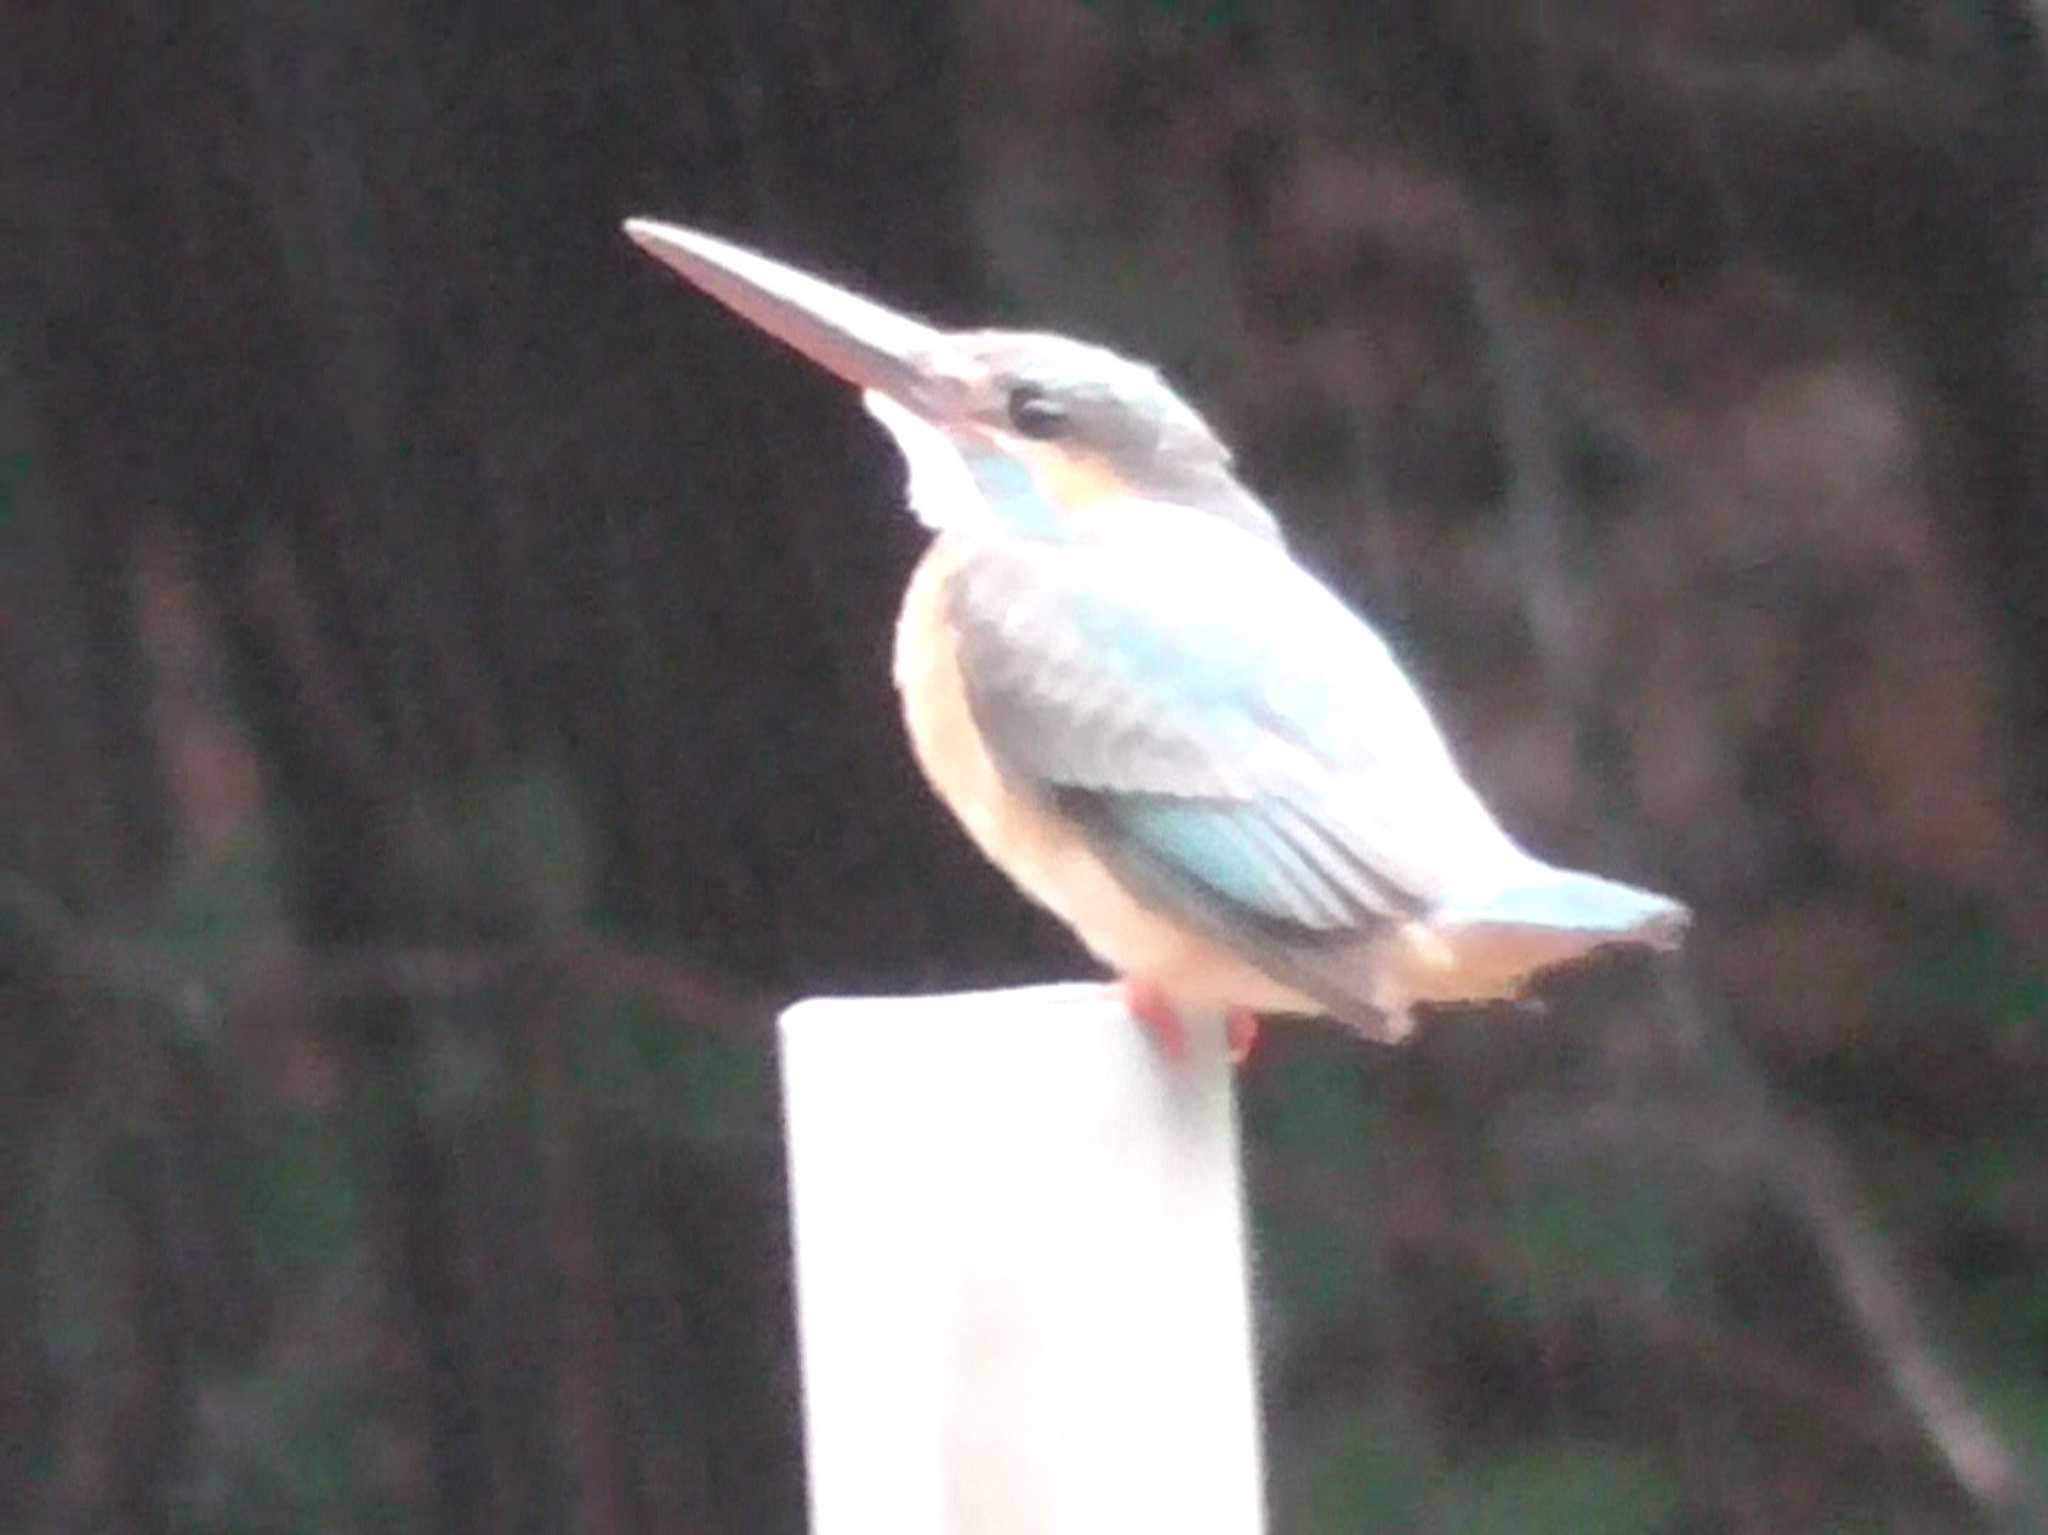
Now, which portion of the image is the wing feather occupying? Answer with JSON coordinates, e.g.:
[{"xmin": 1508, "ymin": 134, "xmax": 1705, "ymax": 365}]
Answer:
[{"xmin": 946, "ymin": 518, "xmax": 1524, "ymax": 957}]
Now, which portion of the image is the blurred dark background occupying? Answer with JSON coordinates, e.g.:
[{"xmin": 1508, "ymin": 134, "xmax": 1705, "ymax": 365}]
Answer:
[{"xmin": 6, "ymin": 1, "xmax": 2048, "ymax": 1529}]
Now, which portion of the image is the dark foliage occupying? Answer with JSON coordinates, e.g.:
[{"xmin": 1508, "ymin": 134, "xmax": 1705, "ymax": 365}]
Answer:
[{"xmin": 5, "ymin": 0, "xmax": 2046, "ymax": 1529}]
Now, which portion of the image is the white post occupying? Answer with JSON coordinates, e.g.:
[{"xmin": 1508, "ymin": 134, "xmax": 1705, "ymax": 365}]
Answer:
[{"xmin": 778, "ymin": 982, "xmax": 1266, "ymax": 1535}]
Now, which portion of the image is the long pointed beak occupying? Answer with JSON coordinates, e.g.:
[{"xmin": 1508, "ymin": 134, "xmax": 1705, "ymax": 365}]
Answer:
[{"xmin": 623, "ymin": 218, "xmax": 959, "ymax": 406}]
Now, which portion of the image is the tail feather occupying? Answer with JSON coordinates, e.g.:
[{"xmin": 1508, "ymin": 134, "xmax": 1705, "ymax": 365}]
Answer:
[{"xmin": 1443, "ymin": 865, "xmax": 1690, "ymax": 949}]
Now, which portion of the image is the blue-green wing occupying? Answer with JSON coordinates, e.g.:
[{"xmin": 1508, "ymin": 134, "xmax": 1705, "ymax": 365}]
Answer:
[{"xmin": 945, "ymin": 524, "xmax": 1514, "ymax": 945}]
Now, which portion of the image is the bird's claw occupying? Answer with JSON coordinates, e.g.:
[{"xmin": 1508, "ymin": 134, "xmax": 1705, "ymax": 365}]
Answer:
[
  {"xmin": 1225, "ymin": 1008, "xmax": 1260, "ymax": 1065},
  {"xmin": 1123, "ymin": 980, "xmax": 1261, "ymax": 1067}
]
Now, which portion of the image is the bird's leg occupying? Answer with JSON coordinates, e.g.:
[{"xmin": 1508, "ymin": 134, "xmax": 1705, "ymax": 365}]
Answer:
[
  {"xmin": 1122, "ymin": 979, "xmax": 1261, "ymax": 1067},
  {"xmin": 1122, "ymin": 976, "xmax": 1190, "ymax": 1062},
  {"xmin": 1225, "ymin": 1008, "xmax": 1261, "ymax": 1065}
]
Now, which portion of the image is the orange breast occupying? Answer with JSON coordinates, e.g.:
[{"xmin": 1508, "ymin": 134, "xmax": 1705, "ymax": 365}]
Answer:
[{"xmin": 890, "ymin": 535, "xmax": 1322, "ymax": 1017}]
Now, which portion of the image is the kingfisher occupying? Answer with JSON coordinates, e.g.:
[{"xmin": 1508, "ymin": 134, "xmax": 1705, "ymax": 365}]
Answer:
[{"xmin": 623, "ymin": 218, "xmax": 1688, "ymax": 1056}]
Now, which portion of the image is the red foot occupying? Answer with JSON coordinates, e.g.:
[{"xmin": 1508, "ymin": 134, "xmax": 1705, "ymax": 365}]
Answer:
[
  {"xmin": 1123, "ymin": 977, "xmax": 1189, "ymax": 1062},
  {"xmin": 1226, "ymin": 1008, "xmax": 1261, "ymax": 1065},
  {"xmin": 1121, "ymin": 981, "xmax": 1263, "ymax": 1067}
]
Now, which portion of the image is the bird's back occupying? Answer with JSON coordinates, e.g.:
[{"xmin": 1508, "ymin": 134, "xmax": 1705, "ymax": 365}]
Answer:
[{"xmin": 891, "ymin": 512, "xmax": 1688, "ymax": 1037}]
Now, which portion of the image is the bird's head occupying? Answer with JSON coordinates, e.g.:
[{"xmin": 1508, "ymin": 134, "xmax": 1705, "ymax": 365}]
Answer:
[{"xmin": 624, "ymin": 219, "xmax": 1281, "ymax": 544}]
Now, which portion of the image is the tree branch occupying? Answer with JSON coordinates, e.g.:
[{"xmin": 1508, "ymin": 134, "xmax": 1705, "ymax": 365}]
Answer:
[{"xmin": 1513, "ymin": 1099, "xmax": 2048, "ymax": 1530}]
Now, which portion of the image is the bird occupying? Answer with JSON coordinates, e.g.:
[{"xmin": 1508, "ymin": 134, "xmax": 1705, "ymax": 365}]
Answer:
[{"xmin": 622, "ymin": 217, "xmax": 1689, "ymax": 1055}]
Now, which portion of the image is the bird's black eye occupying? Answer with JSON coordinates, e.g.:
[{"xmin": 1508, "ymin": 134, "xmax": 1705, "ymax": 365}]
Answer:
[{"xmin": 1006, "ymin": 383, "xmax": 1069, "ymax": 440}]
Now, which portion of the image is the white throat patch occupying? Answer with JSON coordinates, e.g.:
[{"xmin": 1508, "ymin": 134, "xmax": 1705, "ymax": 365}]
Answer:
[{"xmin": 862, "ymin": 390, "xmax": 991, "ymax": 532}]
